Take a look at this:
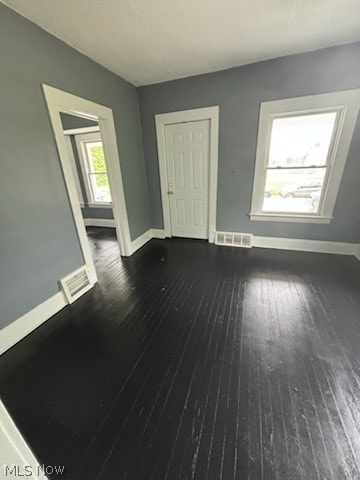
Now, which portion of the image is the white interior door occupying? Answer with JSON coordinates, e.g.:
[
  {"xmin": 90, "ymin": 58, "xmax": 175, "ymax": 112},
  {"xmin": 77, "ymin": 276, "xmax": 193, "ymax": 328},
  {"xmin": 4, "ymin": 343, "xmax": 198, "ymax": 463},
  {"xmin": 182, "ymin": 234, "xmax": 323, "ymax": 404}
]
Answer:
[{"xmin": 165, "ymin": 120, "xmax": 210, "ymax": 239}]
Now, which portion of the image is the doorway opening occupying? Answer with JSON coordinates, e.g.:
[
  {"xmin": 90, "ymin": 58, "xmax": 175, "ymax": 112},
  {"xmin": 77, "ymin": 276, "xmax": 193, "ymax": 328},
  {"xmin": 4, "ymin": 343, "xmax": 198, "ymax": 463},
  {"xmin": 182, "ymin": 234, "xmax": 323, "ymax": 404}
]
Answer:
[
  {"xmin": 43, "ymin": 85, "xmax": 132, "ymax": 285},
  {"xmin": 61, "ymin": 112, "xmax": 117, "ymax": 275}
]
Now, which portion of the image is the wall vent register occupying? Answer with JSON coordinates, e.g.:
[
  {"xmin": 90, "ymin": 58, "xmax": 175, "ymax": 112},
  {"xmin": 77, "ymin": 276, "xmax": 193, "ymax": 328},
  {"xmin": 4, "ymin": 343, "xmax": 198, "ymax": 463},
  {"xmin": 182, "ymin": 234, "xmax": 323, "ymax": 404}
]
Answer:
[
  {"xmin": 215, "ymin": 231, "xmax": 253, "ymax": 248},
  {"xmin": 59, "ymin": 267, "xmax": 92, "ymax": 304}
]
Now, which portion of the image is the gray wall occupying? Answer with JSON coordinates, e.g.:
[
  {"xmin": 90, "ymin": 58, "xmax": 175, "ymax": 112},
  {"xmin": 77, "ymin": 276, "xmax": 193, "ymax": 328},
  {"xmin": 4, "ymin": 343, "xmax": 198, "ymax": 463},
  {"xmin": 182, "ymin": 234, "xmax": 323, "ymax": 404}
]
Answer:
[
  {"xmin": 0, "ymin": 4, "xmax": 150, "ymax": 328},
  {"xmin": 60, "ymin": 112, "xmax": 98, "ymax": 130},
  {"xmin": 138, "ymin": 42, "xmax": 360, "ymax": 243}
]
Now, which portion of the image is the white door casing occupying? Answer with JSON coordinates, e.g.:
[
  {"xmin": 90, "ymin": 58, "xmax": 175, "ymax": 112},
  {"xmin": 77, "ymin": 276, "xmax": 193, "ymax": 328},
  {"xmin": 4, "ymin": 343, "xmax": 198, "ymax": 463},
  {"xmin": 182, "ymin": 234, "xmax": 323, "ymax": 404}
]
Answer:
[
  {"xmin": 165, "ymin": 120, "xmax": 210, "ymax": 239},
  {"xmin": 43, "ymin": 84, "xmax": 133, "ymax": 283},
  {"xmin": 155, "ymin": 106, "xmax": 219, "ymax": 242}
]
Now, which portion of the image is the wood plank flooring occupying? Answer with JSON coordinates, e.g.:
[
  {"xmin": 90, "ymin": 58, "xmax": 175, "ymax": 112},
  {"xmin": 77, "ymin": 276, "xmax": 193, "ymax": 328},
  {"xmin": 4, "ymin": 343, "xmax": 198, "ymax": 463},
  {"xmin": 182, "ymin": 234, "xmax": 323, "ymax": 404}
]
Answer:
[{"xmin": 0, "ymin": 227, "xmax": 360, "ymax": 479}]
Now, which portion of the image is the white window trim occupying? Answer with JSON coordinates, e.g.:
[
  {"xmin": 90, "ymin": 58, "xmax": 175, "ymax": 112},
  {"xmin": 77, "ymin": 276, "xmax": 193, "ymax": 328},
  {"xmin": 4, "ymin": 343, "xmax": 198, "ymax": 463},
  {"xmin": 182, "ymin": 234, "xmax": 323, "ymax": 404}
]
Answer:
[
  {"xmin": 65, "ymin": 136, "xmax": 85, "ymax": 206},
  {"xmin": 250, "ymin": 89, "xmax": 360, "ymax": 223},
  {"xmin": 75, "ymin": 131, "xmax": 112, "ymax": 207},
  {"xmin": 86, "ymin": 202, "xmax": 112, "ymax": 209}
]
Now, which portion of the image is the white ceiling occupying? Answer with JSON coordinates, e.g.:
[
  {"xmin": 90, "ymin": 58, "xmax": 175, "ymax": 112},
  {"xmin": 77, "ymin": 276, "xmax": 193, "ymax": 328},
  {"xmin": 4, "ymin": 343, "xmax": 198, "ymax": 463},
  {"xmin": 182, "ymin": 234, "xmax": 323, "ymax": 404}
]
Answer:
[{"xmin": 3, "ymin": 0, "xmax": 360, "ymax": 86}]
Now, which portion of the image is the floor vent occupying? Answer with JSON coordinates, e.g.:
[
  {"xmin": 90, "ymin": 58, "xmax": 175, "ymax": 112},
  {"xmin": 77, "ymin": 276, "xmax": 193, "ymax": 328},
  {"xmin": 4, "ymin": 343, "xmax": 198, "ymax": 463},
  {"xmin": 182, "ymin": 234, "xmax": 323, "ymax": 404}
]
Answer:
[
  {"xmin": 59, "ymin": 267, "xmax": 92, "ymax": 304},
  {"xmin": 215, "ymin": 231, "xmax": 253, "ymax": 248}
]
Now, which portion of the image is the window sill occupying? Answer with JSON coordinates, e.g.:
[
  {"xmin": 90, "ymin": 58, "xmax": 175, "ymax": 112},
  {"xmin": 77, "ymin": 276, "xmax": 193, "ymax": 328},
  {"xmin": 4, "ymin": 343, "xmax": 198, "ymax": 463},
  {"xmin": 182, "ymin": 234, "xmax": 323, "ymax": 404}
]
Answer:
[
  {"xmin": 87, "ymin": 202, "xmax": 112, "ymax": 209},
  {"xmin": 249, "ymin": 213, "xmax": 333, "ymax": 224}
]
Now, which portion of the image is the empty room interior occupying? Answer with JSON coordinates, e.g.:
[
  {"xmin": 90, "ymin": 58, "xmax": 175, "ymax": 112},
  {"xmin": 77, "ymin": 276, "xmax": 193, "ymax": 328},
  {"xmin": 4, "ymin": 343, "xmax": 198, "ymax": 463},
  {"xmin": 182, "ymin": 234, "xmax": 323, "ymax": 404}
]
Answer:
[{"xmin": 1, "ymin": 1, "xmax": 360, "ymax": 479}]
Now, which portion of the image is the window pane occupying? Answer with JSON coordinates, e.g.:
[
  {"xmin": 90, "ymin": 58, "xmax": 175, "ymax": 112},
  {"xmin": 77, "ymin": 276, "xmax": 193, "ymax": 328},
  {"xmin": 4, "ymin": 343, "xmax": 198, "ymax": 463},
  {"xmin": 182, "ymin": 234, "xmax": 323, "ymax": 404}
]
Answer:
[
  {"xmin": 262, "ymin": 168, "xmax": 326, "ymax": 213},
  {"xmin": 268, "ymin": 112, "xmax": 337, "ymax": 168},
  {"xmin": 86, "ymin": 142, "xmax": 107, "ymax": 173},
  {"xmin": 89, "ymin": 173, "xmax": 112, "ymax": 203},
  {"xmin": 86, "ymin": 141, "xmax": 112, "ymax": 203}
]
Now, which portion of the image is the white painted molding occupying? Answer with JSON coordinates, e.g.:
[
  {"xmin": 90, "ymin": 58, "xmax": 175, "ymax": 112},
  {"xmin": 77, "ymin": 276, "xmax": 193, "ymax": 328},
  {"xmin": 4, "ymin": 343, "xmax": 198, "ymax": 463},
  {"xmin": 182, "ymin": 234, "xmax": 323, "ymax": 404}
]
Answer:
[
  {"xmin": 83, "ymin": 218, "xmax": 116, "ymax": 228},
  {"xmin": 154, "ymin": 229, "xmax": 358, "ymax": 259},
  {"xmin": 42, "ymin": 84, "xmax": 132, "ymax": 266},
  {"xmin": 86, "ymin": 202, "xmax": 112, "ymax": 209},
  {"xmin": 151, "ymin": 228, "xmax": 166, "ymax": 239},
  {"xmin": 0, "ymin": 292, "xmax": 66, "ymax": 356},
  {"xmin": 251, "ymin": 89, "xmax": 360, "ymax": 223},
  {"xmin": 130, "ymin": 229, "xmax": 153, "ymax": 255},
  {"xmin": 155, "ymin": 106, "xmax": 219, "ymax": 243},
  {"xmin": 249, "ymin": 214, "xmax": 333, "ymax": 224},
  {"xmin": 0, "ymin": 265, "xmax": 95, "ymax": 356},
  {"xmin": 252, "ymin": 235, "xmax": 358, "ymax": 256},
  {"xmin": 143, "ymin": 229, "xmax": 359, "ymax": 258},
  {"xmin": 63, "ymin": 126, "xmax": 100, "ymax": 135},
  {"xmin": 65, "ymin": 136, "xmax": 85, "ymax": 204},
  {"xmin": 128, "ymin": 228, "xmax": 167, "ymax": 255},
  {"xmin": 0, "ymin": 400, "xmax": 48, "ymax": 479}
]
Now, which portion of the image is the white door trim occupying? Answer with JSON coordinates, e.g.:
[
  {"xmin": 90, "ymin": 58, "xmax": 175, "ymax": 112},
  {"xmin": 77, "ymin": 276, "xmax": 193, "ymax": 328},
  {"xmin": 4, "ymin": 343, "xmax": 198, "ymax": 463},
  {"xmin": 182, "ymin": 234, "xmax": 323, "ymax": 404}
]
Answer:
[
  {"xmin": 63, "ymin": 126, "xmax": 100, "ymax": 135},
  {"xmin": 43, "ymin": 85, "xmax": 132, "ymax": 286},
  {"xmin": 155, "ymin": 106, "xmax": 219, "ymax": 243}
]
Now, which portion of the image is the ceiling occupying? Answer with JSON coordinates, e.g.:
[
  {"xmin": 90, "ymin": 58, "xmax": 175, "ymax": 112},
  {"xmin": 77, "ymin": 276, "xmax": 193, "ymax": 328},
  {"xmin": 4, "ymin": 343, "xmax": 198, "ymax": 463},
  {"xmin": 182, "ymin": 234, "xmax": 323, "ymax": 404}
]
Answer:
[{"xmin": 3, "ymin": 0, "xmax": 360, "ymax": 86}]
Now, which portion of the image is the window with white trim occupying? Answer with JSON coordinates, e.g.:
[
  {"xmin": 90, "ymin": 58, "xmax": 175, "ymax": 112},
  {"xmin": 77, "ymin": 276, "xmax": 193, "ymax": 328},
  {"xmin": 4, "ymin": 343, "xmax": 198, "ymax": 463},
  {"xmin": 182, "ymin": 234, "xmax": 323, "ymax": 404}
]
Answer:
[
  {"xmin": 75, "ymin": 132, "xmax": 112, "ymax": 206},
  {"xmin": 250, "ymin": 90, "xmax": 360, "ymax": 223}
]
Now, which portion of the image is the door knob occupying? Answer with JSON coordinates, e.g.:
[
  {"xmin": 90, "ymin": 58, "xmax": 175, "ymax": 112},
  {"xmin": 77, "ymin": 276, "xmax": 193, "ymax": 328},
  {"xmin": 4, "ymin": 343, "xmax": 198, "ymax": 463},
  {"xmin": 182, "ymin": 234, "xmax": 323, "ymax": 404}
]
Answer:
[{"xmin": 167, "ymin": 190, "xmax": 174, "ymax": 195}]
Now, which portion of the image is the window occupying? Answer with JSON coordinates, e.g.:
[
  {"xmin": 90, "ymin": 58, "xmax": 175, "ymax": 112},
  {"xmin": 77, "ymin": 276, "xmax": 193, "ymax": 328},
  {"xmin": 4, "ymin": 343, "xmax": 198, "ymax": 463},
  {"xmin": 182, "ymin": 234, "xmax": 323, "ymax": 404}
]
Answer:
[
  {"xmin": 76, "ymin": 132, "xmax": 112, "ymax": 206},
  {"xmin": 250, "ymin": 90, "xmax": 360, "ymax": 223}
]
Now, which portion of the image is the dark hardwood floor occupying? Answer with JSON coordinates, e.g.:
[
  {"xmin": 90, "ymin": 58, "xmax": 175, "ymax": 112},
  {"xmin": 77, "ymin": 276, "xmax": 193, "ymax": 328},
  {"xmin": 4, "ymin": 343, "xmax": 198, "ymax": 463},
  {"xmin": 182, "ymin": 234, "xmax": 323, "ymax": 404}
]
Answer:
[{"xmin": 1, "ymin": 228, "xmax": 360, "ymax": 479}]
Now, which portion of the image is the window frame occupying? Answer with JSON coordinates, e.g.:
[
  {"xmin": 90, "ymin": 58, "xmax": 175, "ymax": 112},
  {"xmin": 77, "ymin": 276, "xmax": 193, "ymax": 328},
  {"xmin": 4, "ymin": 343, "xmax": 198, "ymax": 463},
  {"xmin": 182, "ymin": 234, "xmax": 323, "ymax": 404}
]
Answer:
[
  {"xmin": 65, "ymin": 136, "xmax": 85, "ymax": 206},
  {"xmin": 250, "ymin": 90, "xmax": 360, "ymax": 223},
  {"xmin": 75, "ymin": 131, "xmax": 112, "ymax": 207}
]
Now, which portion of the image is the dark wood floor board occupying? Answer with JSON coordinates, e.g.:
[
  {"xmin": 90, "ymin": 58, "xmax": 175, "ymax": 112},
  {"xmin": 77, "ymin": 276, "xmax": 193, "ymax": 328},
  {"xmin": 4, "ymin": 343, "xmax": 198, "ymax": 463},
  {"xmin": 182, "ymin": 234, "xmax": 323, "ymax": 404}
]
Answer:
[
  {"xmin": 124, "ymin": 274, "xmax": 230, "ymax": 480},
  {"xmin": 80, "ymin": 276, "xmax": 198, "ymax": 479},
  {"xmin": 306, "ymin": 280, "xmax": 360, "ymax": 395},
  {"xmin": 294, "ymin": 276, "xmax": 360, "ymax": 476},
  {"xmin": 215, "ymin": 271, "xmax": 244, "ymax": 480},
  {"xmin": 158, "ymin": 272, "xmax": 230, "ymax": 480},
  {"xmin": 62, "ymin": 269, "xmax": 189, "ymax": 423},
  {"xmin": 62, "ymin": 271, "xmax": 194, "ymax": 477},
  {"xmin": 179, "ymin": 276, "xmax": 232, "ymax": 480},
  {"xmin": 186, "ymin": 275, "xmax": 237, "ymax": 480},
  {"xmin": 289, "ymin": 273, "xmax": 360, "ymax": 478},
  {"xmin": 0, "ymin": 228, "xmax": 360, "ymax": 479}
]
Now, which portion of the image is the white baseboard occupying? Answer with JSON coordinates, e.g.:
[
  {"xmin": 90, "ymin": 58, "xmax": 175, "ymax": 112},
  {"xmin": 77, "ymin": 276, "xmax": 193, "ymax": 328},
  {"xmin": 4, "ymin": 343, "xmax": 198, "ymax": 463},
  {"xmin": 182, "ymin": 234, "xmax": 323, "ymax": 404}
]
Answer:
[
  {"xmin": 0, "ymin": 292, "xmax": 66, "ymax": 356},
  {"xmin": 252, "ymin": 235, "xmax": 359, "ymax": 256},
  {"xmin": 0, "ymin": 266, "xmax": 95, "ymax": 356},
  {"xmin": 130, "ymin": 229, "xmax": 153, "ymax": 255},
  {"xmin": 129, "ymin": 228, "xmax": 167, "ymax": 255},
  {"xmin": 83, "ymin": 218, "xmax": 115, "ymax": 228},
  {"xmin": 0, "ymin": 400, "xmax": 48, "ymax": 479},
  {"xmin": 148, "ymin": 229, "xmax": 359, "ymax": 259},
  {"xmin": 151, "ymin": 228, "xmax": 166, "ymax": 239},
  {"xmin": 128, "ymin": 228, "xmax": 169, "ymax": 254}
]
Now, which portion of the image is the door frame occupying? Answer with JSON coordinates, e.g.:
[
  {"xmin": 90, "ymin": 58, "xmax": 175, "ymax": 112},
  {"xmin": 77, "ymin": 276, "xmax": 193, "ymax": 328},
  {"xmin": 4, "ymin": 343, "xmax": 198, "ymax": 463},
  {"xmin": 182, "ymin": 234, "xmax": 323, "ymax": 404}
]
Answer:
[
  {"xmin": 155, "ymin": 106, "xmax": 219, "ymax": 242},
  {"xmin": 43, "ymin": 85, "xmax": 132, "ymax": 285}
]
